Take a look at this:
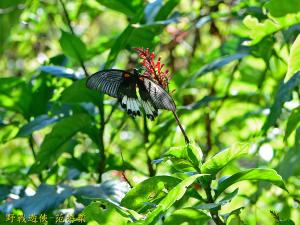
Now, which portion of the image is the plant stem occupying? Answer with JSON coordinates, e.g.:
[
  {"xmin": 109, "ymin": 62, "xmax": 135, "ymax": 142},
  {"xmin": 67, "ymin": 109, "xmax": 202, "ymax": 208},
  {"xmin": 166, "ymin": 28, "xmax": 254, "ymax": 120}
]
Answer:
[
  {"xmin": 58, "ymin": 0, "xmax": 89, "ymax": 77},
  {"xmin": 204, "ymin": 184, "xmax": 225, "ymax": 225},
  {"xmin": 97, "ymin": 98, "xmax": 106, "ymax": 182},
  {"xmin": 143, "ymin": 115, "xmax": 155, "ymax": 176},
  {"xmin": 172, "ymin": 111, "xmax": 190, "ymax": 144}
]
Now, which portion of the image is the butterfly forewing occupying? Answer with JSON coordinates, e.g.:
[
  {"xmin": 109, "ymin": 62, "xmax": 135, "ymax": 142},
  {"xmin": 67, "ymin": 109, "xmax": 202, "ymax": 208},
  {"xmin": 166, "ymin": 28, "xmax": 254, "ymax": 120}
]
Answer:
[
  {"xmin": 86, "ymin": 69, "xmax": 125, "ymax": 98},
  {"xmin": 86, "ymin": 69, "xmax": 176, "ymax": 120}
]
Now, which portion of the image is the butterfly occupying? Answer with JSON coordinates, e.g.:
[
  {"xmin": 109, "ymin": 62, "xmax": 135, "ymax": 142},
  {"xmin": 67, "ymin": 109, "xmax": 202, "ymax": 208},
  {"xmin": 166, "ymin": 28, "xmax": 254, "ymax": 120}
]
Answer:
[{"xmin": 86, "ymin": 69, "xmax": 176, "ymax": 120}]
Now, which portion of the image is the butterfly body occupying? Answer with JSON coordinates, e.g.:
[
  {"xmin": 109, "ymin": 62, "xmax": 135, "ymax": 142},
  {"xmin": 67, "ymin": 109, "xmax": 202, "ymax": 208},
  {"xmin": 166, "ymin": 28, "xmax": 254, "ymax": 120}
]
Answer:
[{"xmin": 86, "ymin": 69, "xmax": 175, "ymax": 120}]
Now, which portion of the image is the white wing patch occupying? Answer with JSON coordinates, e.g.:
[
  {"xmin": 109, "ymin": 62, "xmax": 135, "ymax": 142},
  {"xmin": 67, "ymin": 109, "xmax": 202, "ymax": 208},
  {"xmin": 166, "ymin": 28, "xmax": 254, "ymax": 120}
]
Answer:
[
  {"xmin": 141, "ymin": 100, "xmax": 158, "ymax": 121},
  {"xmin": 121, "ymin": 95, "xmax": 141, "ymax": 117}
]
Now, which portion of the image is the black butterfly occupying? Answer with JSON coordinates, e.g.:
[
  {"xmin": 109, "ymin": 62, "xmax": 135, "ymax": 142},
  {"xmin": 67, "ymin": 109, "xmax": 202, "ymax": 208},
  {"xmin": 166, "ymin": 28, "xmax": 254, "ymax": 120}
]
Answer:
[{"xmin": 86, "ymin": 69, "xmax": 176, "ymax": 120}]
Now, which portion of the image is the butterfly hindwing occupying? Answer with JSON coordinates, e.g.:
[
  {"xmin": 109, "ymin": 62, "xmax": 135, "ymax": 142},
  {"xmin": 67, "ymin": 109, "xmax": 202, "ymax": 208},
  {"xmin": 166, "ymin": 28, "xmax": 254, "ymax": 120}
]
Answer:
[
  {"xmin": 86, "ymin": 69, "xmax": 126, "ymax": 98},
  {"xmin": 87, "ymin": 69, "xmax": 175, "ymax": 120},
  {"xmin": 142, "ymin": 77, "xmax": 176, "ymax": 112},
  {"xmin": 118, "ymin": 79, "xmax": 141, "ymax": 117}
]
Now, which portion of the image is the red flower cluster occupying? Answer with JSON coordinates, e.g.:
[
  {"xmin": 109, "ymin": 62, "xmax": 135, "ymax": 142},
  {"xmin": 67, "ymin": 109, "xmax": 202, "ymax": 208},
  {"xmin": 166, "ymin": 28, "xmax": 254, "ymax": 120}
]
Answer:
[{"xmin": 135, "ymin": 48, "xmax": 170, "ymax": 90}]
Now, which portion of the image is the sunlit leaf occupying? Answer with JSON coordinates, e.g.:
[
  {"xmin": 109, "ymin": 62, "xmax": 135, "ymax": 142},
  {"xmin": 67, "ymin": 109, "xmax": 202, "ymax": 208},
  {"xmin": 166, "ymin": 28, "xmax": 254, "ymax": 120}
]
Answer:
[
  {"xmin": 243, "ymin": 14, "xmax": 300, "ymax": 44},
  {"xmin": 39, "ymin": 65, "xmax": 83, "ymax": 80},
  {"xmin": 164, "ymin": 208, "xmax": 211, "ymax": 225},
  {"xmin": 262, "ymin": 71, "xmax": 300, "ymax": 134},
  {"xmin": 284, "ymin": 106, "xmax": 300, "ymax": 140},
  {"xmin": 138, "ymin": 174, "xmax": 204, "ymax": 225},
  {"xmin": 265, "ymin": 0, "xmax": 300, "ymax": 17},
  {"xmin": 201, "ymin": 143, "xmax": 250, "ymax": 177},
  {"xmin": 121, "ymin": 176, "xmax": 181, "ymax": 212},
  {"xmin": 215, "ymin": 168, "xmax": 287, "ymax": 198},
  {"xmin": 285, "ymin": 34, "xmax": 300, "ymax": 81}
]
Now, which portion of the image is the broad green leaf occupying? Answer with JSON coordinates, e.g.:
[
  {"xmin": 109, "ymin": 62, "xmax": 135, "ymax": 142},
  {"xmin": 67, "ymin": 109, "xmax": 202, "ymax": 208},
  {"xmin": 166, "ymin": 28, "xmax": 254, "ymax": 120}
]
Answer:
[
  {"xmin": 59, "ymin": 30, "xmax": 87, "ymax": 62},
  {"xmin": 0, "ymin": 184, "xmax": 73, "ymax": 216},
  {"xmin": 144, "ymin": 0, "xmax": 163, "ymax": 23},
  {"xmin": 277, "ymin": 130, "xmax": 300, "ymax": 179},
  {"xmin": 215, "ymin": 168, "xmax": 287, "ymax": 198},
  {"xmin": 39, "ymin": 65, "xmax": 83, "ymax": 80},
  {"xmin": 201, "ymin": 143, "xmax": 250, "ymax": 176},
  {"xmin": 85, "ymin": 201, "xmax": 128, "ymax": 225},
  {"xmin": 284, "ymin": 106, "xmax": 300, "ymax": 140},
  {"xmin": 195, "ymin": 189, "xmax": 238, "ymax": 210},
  {"xmin": 278, "ymin": 220, "xmax": 296, "ymax": 225},
  {"xmin": 164, "ymin": 143, "xmax": 203, "ymax": 169},
  {"xmin": 154, "ymin": 0, "xmax": 179, "ymax": 21},
  {"xmin": 164, "ymin": 208, "xmax": 211, "ymax": 225},
  {"xmin": 262, "ymin": 71, "xmax": 300, "ymax": 134},
  {"xmin": 17, "ymin": 115, "xmax": 60, "ymax": 137},
  {"xmin": 139, "ymin": 174, "xmax": 203, "ymax": 225},
  {"xmin": 74, "ymin": 180, "xmax": 129, "ymax": 205},
  {"xmin": 60, "ymin": 78, "xmax": 102, "ymax": 105},
  {"xmin": 243, "ymin": 14, "xmax": 300, "ymax": 44},
  {"xmin": 226, "ymin": 214, "xmax": 243, "ymax": 225},
  {"xmin": 0, "ymin": 77, "xmax": 32, "ymax": 118},
  {"xmin": 29, "ymin": 114, "xmax": 96, "ymax": 174},
  {"xmin": 265, "ymin": 0, "xmax": 300, "ymax": 18},
  {"xmin": 186, "ymin": 52, "xmax": 248, "ymax": 86},
  {"xmin": 96, "ymin": 0, "xmax": 144, "ymax": 20},
  {"xmin": 121, "ymin": 176, "xmax": 181, "ymax": 212},
  {"xmin": 285, "ymin": 35, "xmax": 300, "ymax": 82}
]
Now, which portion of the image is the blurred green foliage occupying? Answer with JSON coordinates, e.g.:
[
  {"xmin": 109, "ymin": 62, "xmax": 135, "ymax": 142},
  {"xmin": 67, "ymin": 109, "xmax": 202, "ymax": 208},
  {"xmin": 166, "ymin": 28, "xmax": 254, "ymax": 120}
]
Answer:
[{"xmin": 0, "ymin": 0, "xmax": 300, "ymax": 225}]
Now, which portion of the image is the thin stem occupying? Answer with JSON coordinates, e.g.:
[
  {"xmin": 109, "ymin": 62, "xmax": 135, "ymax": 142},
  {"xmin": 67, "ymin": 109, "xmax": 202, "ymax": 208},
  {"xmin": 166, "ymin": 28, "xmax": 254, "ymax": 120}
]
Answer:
[
  {"xmin": 204, "ymin": 185, "xmax": 225, "ymax": 225},
  {"xmin": 143, "ymin": 115, "xmax": 155, "ymax": 176},
  {"xmin": 58, "ymin": 0, "xmax": 89, "ymax": 77},
  {"xmin": 97, "ymin": 99, "xmax": 106, "ymax": 183},
  {"xmin": 120, "ymin": 149, "xmax": 133, "ymax": 188},
  {"xmin": 172, "ymin": 111, "xmax": 190, "ymax": 144}
]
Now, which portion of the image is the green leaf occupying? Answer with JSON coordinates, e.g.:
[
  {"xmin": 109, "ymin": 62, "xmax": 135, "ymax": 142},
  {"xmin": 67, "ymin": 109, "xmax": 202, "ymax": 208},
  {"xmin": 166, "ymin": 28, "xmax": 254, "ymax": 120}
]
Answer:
[
  {"xmin": 277, "ymin": 130, "xmax": 300, "ymax": 179},
  {"xmin": 17, "ymin": 115, "xmax": 60, "ymax": 137},
  {"xmin": 215, "ymin": 168, "xmax": 287, "ymax": 198},
  {"xmin": 278, "ymin": 219, "xmax": 296, "ymax": 225},
  {"xmin": 0, "ymin": 123, "xmax": 19, "ymax": 144},
  {"xmin": 243, "ymin": 14, "xmax": 300, "ymax": 45},
  {"xmin": 284, "ymin": 106, "xmax": 300, "ymax": 140},
  {"xmin": 59, "ymin": 30, "xmax": 87, "ymax": 62},
  {"xmin": 60, "ymin": 78, "xmax": 102, "ymax": 105},
  {"xmin": 0, "ymin": 184, "xmax": 73, "ymax": 216},
  {"xmin": 164, "ymin": 208, "xmax": 211, "ymax": 225},
  {"xmin": 28, "ymin": 114, "xmax": 96, "ymax": 174},
  {"xmin": 262, "ymin": 71, "xmax": 300, "ymax": 134},
  {"xmin": 265, "ymin": 0, "xmax": 300, "ymax": 17},
  {"xmin": 0, "ymin": 77, "xmax": 32, "ymax": 118},
  {"xmin": 74, "ymin": 180, "xmax": 129, "ymax": 205},
  {"xmin": 186, "ymin": 52, "xmax": 248, "ymax": 86},
  {"xmin": 201, "ymin": 143, "xmax": 250, "ymax": 177},
  {"xmin": 195, "ymin": 188, "xmax": 238, "ymax": 210},
  {"xmin": 226, "ymin": 214, "xmax": 244, "ymax": 225},
  {"xmin": 39, "ymin": 65, "xmax": 83, "ymax": 80},
  {"xmin": 285, "ymin": 34, "xmax": 300, "ymax": 82},
  {"xmin": 96, "ymin": 0, "xmax": 144, "ymax": 19},
  {"xmin": 84, "ymin": 201, "xmax": 128, "ymax": 225},
  {"xmin": 138, "ymin": 174, "xmax": 203, "ymax": 225},
  {"xmin": 164, "ymin": 143, "xmax": 203, "ymax": 169},
  {"xmin": 121, "ymin": 176, "xmax": 181, "ymax": 212}
]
